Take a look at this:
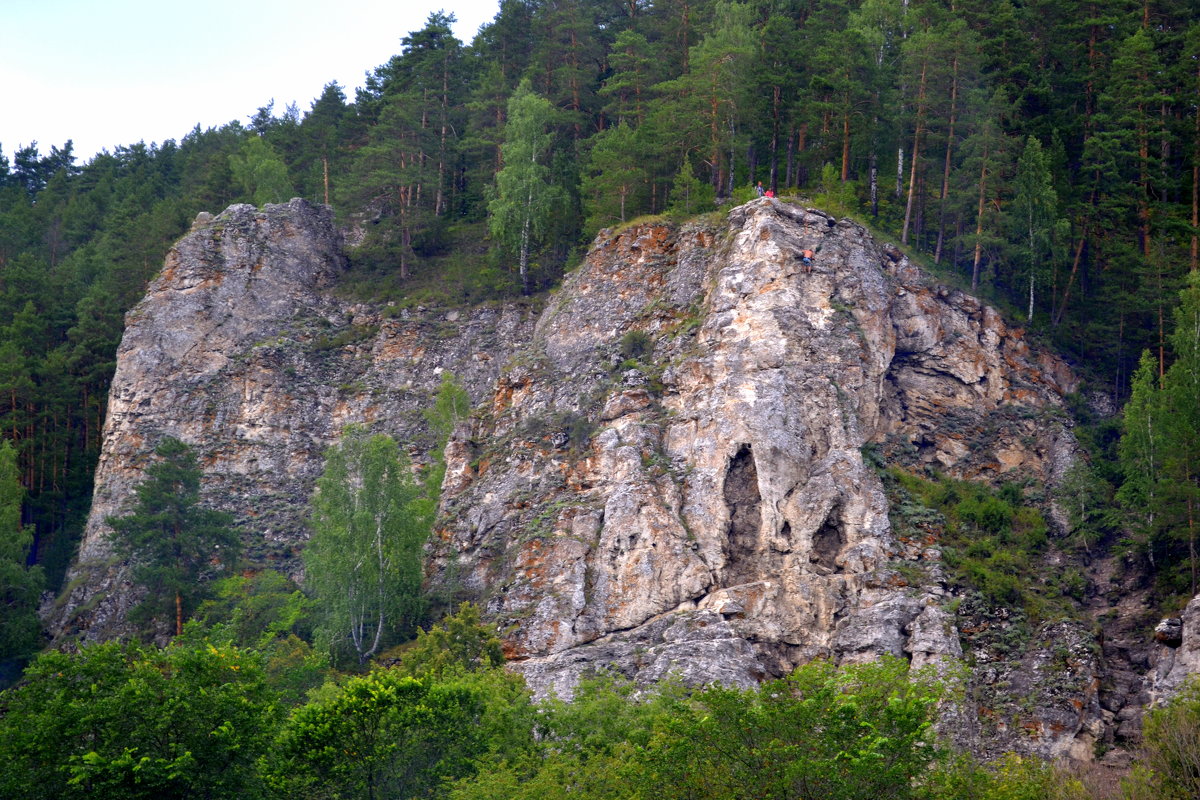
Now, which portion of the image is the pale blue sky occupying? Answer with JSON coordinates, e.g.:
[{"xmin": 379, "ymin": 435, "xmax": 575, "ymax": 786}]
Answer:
[{"xmin": 1, "ymin": 0, "xmax": 500, "ymax": 163}]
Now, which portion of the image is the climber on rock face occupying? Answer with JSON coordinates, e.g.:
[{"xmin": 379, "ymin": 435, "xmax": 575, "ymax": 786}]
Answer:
[{"xmin": 801, "ymin": 248, "xmax": 815, "ymax": 272}]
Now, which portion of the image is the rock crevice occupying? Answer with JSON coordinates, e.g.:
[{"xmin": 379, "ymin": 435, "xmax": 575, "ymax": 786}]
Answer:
[{"xmin": 56, "ymin": 197, "xmax": 1115, "ymax": 761}]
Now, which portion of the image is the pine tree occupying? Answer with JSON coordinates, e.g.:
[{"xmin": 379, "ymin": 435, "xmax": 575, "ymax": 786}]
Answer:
[
  {"xmin": 601, "ymin": 30, "xmax": 656, "ymax": 128},
  {"xmin": 582, "ymin": 122, "xmax": 646, "ymax": 232},
  {"xmin": 0, "ymin": 438, "xmax": 43, "ymax": 665},
  {"xmin": 107, "ymin": 437, "xmax": 239, "ymax": 636},
  {"xmin": 668, "ymin": 155, "xmax": 711, "ymax": 215}
]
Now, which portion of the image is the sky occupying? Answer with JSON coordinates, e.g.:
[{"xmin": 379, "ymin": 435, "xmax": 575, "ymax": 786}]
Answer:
[{"xmin": 1, "ymin": 0, "xmax": 501, "ymax": 164}]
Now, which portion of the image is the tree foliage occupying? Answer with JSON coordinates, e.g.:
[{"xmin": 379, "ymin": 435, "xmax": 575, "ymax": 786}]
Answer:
[
  {"xmin": 1117, "ymin": 275, "xmax": 1200, "ymax": 600},
  {"xmin": 1135, "ymin": 679, "xmax": 1200, "ymax": 800},
  {"xmin": 487, "ymin": 79, "xmax": 564, "ymax": 294},
  {"xmin": 304, "ymin": 426, "xmax": 433, "ymax": 665},
  {"xmin": 106, "ymin": 436, "xmax": 239, "ymax": 636},
  {"xmin": 265, "ymin": 667, "xmax": 521, "ymax": 800},
  {"xmin": 229, "ymin": 136, "xmax": 293, "ymax": 206},
  {"xmin": 0, "ymin": 638, "xmax": 278, "ymax": 800},
  {"xmin": 397, "ymin": 602, "xmax": 504, "ymax": 680},
  {"xmin": 0, "ymin": 437, "xmax": 43, "ymax": 666}
]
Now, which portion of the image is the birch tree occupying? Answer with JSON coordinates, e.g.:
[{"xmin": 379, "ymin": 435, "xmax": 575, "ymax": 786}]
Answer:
[
  {"xmin": 487, "ymin": 79, "xmax": 563, "ymax": 294},
  {"xmin": 304, "ymin": 426, "xmax": 432, "ymax": 665},
  {"xmin": 1009, "ymin": 136, "xmax": 1063, "ymax": 321}
]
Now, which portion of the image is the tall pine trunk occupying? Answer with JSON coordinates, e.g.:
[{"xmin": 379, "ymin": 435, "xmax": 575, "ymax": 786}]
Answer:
[
  {"xmin": 934, "ymin": 56, "xmax": 958, "ymax": 264},
  {"xmin": 902, "ymin": 61, "xmax": 928, "ymax": 245},
  {"xmin": 971, "ymin": 140, "xmax": 989, "ymax": 293}
]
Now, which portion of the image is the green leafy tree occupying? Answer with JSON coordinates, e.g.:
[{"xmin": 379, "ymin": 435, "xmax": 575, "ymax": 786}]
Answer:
[
  {"xmin": 229, "ymin": 135, "xmax": 293, "ymax": 206},
  {"xmin": 1161, "ymin": 274, "xmax": 1200, "ymax": 595},
  {"xmin": 487, "ymin": 79, "xmax": 565, "ymax": 294},
  {"xmin": 1009, "ymin": 136, "xmax": 1065, "ymax": 321},
  {"xmin": 195, "ymin": 571, "xmax": 329, "ymax": 705},
  {"xmin": 1117, "ymin": 351, "xmax": 1163, "ymax": 538},
  {"xmin": 581, "ymin": 122, "xmax": 646, "ymax": 232},
  {"xmin": 422, "ymin": 372, "xmax": 472, "ymax": 495},
  {"xmin": 424, "ymin": 372, "xmax": 471, "ymax": 450},
  {"xmin": 447, "ymin": 672, "xmax": 681, "ymax": 800},
  {"xmin": 1134, "ymin": 678, "xmax": 1200, "ymax": 800},
  {"xmin": 107, "ymin": 437, "xmax": 240, "ymax": 636},
  {"xmin": 266, "ymin": 669, "xmax": 496, "ymax": 800},
  {"xmin": 644, "ymin": 657, "xmax": 944, "ymax": 800},
  {"xmin": 197, "ymin": 569, "xmax": 312, "ymax": 647},
  {"xmin": 0, "ymin": 638, "xmax": 279, "ymax": 800},
  {"xmin": 304, "ymin": 426, "xmax": 432, "ymax": 665},
  {"xmin": 0, "ymin": 437, "xmax": 43, "ymax": 667},
  {"xmin": 451, "ymin": 657, "xmax": 944, "ymax": 800},
  {"xmin": 398, "ymin": 602, "xmax": 504, "ymax": 679}
]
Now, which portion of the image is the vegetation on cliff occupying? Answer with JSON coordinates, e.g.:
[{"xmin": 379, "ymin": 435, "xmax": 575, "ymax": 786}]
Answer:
[
  {"xmin": 2, "ymin": 601, "xmax": 1198, "ymax": 799},
  {"xmin": 2, "ymin": 0, "xmax": 1200, "ymax": 791},
  {"xmin": 305, "ymin": 426, "xmax": 433, "ymax": 666},
  {"xmin": 0, "ymin": 0, "xmax": 1197, "ymax": 608},
  {"xmin": 106, "ymin": 437, "xmax": 241, "ymax": 636}
]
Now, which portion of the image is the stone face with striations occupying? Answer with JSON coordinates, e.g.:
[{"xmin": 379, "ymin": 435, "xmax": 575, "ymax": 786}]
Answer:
[
  {"xmin": 48, "ymin": 199, "xmax": 533, "ymax": 642},
  {"xmin": 427, "ymin": 200, "xmax": 1088, "ymax": 760},
  {"xmin": 55, "ymin": 197, "xmax": 1112, "ymax": 760}
]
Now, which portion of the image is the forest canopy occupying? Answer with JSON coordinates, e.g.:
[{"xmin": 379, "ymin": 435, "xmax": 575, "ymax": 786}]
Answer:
[{"xmin": 1, "ymin": 0, "xmax": 1198, "ymax": 648}]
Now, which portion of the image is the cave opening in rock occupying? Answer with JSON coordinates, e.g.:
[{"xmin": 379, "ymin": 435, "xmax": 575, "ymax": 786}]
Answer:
[
  {"xmin": 810, "ymin": 507, "xmax": 845, "ymax": 572},
  {"xmin": 723, "ymin": 444, "xmax": 762, "ymax": 586}
]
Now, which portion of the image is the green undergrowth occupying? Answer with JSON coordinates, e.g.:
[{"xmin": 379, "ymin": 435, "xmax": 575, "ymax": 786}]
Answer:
[
  {"xmin": 336, "ymin": 220, "xmax": 558, "ymax": 307},
  {"xmin": 880, "ymin": 464, "xmax": 1084, "ymax": 621}
]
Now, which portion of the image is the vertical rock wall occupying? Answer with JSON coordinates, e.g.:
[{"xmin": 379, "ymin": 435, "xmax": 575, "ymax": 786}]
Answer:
[
  {"xmin": 48, "ymin": 199, "xmax": 534, "ymax": 641},
  {"xmin": 429, "ymin": 200, "xmax": 1088, "ymax": 765},
  {"xmin": 53, "ymin": 196, "xmax": 1122, "ymax": 761}
]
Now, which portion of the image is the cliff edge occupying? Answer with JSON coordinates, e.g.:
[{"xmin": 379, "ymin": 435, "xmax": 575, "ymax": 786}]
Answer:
[{"xmin": 52, "ymin": 197, "xmax": 1143, "ymax": 760}]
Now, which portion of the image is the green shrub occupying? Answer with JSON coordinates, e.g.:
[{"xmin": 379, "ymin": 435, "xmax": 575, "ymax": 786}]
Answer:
[
  {"xmin": 619, "ymin": 329, "xmax": 652, "ymax": 360},
  {"xmin": 880, "ymin": 466, "xmax": 1066, "ymax": 618}
]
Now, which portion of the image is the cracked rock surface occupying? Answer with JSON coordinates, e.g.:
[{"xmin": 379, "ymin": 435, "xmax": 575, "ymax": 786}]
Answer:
[
  {"xmin": 430, "ymin": 200, "xmax": 1080, "ymax": 751},
  {"xmin": 55, "ymin": 197, "xmax": 1111, "ymax": 759}
]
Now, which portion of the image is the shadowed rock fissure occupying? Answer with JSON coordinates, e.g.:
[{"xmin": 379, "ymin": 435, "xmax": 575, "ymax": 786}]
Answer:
[
  {"xmin": 811, "ymin": 506, "xmax": 845, "ymax": 573},
  {"xmin": 723, "ymin": 444, "xmax": 763, "ymax": 587}
]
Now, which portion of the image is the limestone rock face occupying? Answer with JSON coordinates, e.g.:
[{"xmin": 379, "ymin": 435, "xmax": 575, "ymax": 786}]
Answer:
[
  {"xmin": 49, "ymin": 199, "xmax": 533, "ymax": 641},
  {"xmin": 429, "ymin": 199, "xmax": 1085, "ymax": 760},
  {"xmin": 55, "ymin": 197, "xmax": 1103, "ymax": 759},
  {"xmin": 1150, "ymin": 594, "xmax": 1200, "ymax": 703}
]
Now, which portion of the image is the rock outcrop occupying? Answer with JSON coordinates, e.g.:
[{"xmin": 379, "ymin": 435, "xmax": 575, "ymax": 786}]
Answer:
[
  {"xmin": 427, "ymin": 200, "xmax": 1088, "ymax": 757},
  {"xmin": 1150, "ymin": 594, "xmax": 1200, "ymax": 703},
  {"xmin": 48, "ymin": 199, "xmax": 533, "ymax": 641},
  {"xmin": 55, "ymin": 196, "xmax": 1116, "ymax": 759}
]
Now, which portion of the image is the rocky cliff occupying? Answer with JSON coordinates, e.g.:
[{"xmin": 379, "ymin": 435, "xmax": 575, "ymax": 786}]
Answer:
[
  {"xmin": 427, "ymin": 200, "xmax": 1099, "ymax": 759},
  {"xmin": 49, "ymin": 199, "xmax": 534, "ymax": 641},
  {"xmin": 53, "ymin": 196, "xmax": 1169, "ymax": 762}
]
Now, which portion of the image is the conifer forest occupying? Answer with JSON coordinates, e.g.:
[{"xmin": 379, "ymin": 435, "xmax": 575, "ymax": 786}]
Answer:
[{"xmin": 4, "ymin": 0, "xmax": 1200, "ymax": 797}]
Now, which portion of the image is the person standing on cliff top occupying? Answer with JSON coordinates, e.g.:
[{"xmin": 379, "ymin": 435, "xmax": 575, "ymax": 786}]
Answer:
[{"xmin": 756, "ymin": 181, "xmax": 765, "ymax": 197}]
